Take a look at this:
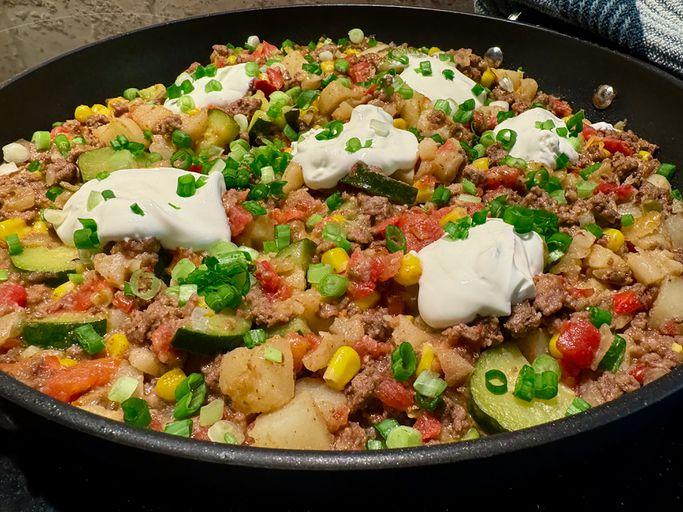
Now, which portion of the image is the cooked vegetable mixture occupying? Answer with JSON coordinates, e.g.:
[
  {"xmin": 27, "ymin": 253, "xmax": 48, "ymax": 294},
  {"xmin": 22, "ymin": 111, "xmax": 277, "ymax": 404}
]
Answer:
[{"xmin": 1, "ymin": 29, "xmax": 682, "ymax": 450}]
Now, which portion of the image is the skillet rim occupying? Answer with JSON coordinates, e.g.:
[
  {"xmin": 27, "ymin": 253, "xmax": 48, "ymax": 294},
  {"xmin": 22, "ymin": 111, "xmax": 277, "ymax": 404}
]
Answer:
[{"xmin": 0, "ymin": 4, "xmax": 682, "ymax": 471}]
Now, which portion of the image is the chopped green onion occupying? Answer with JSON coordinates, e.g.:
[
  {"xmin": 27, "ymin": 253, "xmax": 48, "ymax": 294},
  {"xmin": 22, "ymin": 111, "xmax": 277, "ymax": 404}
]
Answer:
[
  {"xmin": 434, "ymin": 99, "xmax": 452, "ymax": 115},
  {"xmin": 204, "ymin": 79, "xmax": 223, "ymax": 93},
  {"xmin": 496, "ymin": 129, "xmax": 517, "ymax": 150},
  {"xmin": 275, "ymin": 224, "xmax": 291, "ymax": 250},
  {"xmin": 264, "ymin": 346, "xmax": 284, "ymax": 363},
  {"xmin": 322, "ymin": 222, "xmax": 351, "ymax": 251},
  {"xmin": 621, "ymin": 214, "xmax": 635, "ymax": 227},
  {"xmin": 345, "ymin": 137, "xmax": 372, "ymax": 153},
  {"xmin": 397, "ymin": 84, "xmax": 414, "ymax": 99},
  {"xmin": 374, "ymin": 418, "xmax": 400, "ymax": 439},
  {"xmin": 171, "ymin": 149, "xmax": 193, "ymax": 170},
  {"xmin": 316, "ymin": 120, "xmax": 344, "ymax": 141},
  {"xmin": 576, "ymin": 179, "xmax": 597, "ymax": 199},
  {"xmin": 534, "ymin": 370, "xmax": 559, "ymax": 400},
  {"xmin": 27, "ymin": 160, "xmax": 42, "ymax": 172},
  {"xmin": 243, "ymin": 200, "xmax": 266, "ymax": 216},
  {"xmin": 441, "ymin": 69, "xmax": 455, "ymax": 81},
  {"xmin": 580, "ymin": 162, "xmax": 601, "ymax": 180},
  {"xmin": 244, "ymin": 328, "xmax": 267, "ymax": 349},
  {"xmin": 565, "ymin": 109, "xmax": 584, "ymax": 136},
  {"xmin": 0, "ymin": 269, "xmax": 8, "ymax": 282},
  {"xmin": 128, "ymin": 269, "xmax": 162, "ymax": 300},
  {"xmin": 334, "ymin": 58, "xmax": 350, "ymax": 74},
  {"xmin": 295, "ymin": 90, "xmax": 319, "ymax": 109},
  {"xmin": 479, "ymin": 131, "xmax": 496, "ymax": 147},
  {"xmin": 471, "ymin": 83, "xmax": 486, "ymax": 97},
  {"xmin": 566, "ymin": 397, "xmax": 591, "ymax": 416},
  {"xmin": 176, "ymin": 174, "xmax": 197, "ymax": 197},
  {"xmin": 164, "ymin": 419, "xmax": 193, "ymax": 437},
  {"xmin": 317, "ymin": 273, "xmax": 348, "ymax": 298},
  {"xmin": 101, "ymin": 189, "xmax": 115, "ymax": 200},
  {"xmin": 31, "ymin": 131, "xmax": 51, "ymax": 151},
  {"xmin": 173, "ymin": 373, "xmax": 207, "ymax": 419},
  {"xmin": 107, "ymin": 376, "xmax": 139, "ymax": 403},
  {"xmin": 549, "ymin": 189, "xmax": 567, "ymax": 205},
  {"xmin": 513, "ymin": 364, "xmax": 535, "ymax": 402},
  {"xmin": 496, "ymin": 110, "xmax": 515, "ymax": 124},
  {"xmin": 462, "ymin": 179, "xmax": 477, "ymax": 195},
  {"xmin": 121, "ymin": 397, "xmax": 151, "ymax": 428},
  {"xmin": 123, "ymin": 87, "xmax": 139, "ymax": 100},
  {"xmin": 391, "ymin": 342, "xmax": 417, "ymax": 382},
  {"xmin": 172, "ymin": 130, "xmax": 192, "ymax": 149},
  {"xmin": 245, "ymin": 61, "xmax": 260, "ymax": 77},
  {"xmin": 417, "ymin": 60, "xmax": 432, "ymax": 76},
  {"xmin": 306, "ymin": 213, "xmax": 323, "ymax": 229},
  {"xmin": 532, "ymin": 354, "xmax": 560, "ymax": 376},
  {"xmin": 199, "ymin": 398, "xmax": 224, "ymax": 427},
  {"xmin": 584, "ymin": 223, "xmax": 603, "ymax": 239},
  {"xmin": 444, "ymin": 217, "xmax": 472, "ymax": 241},
  {"xmin": 555, "ymin": 152, "xmax": 570, "ymax": 170},
  {"xmin": 385, "ymin": 225, "xmax": 407, "ymax": 253},
  {"xmin": 366, "ymin": 439, "xmax": 384, "ymax": 450},
  {"xmin": 484, "ymin": 369, "xmax": 508, "ymax": 395},
  {"xmin": 599, "ymin": 335, "xmax": 626, "ymax": 373},
  {"xmin": 73, "ymin": 324, "xmax": 105, "ymax": 355},
  {"xmin": 54, "ymin": 134, "xmax": 71, "ymax": 156},
  {"xmin": 385, "ymin": 426, "xmax": 423, "ymax": 448},
  {"xmin": 326, "ymin": 191, "xmax": 343, "ymax": 211},
  {"xmin": 307, "ymin": 262, "xmax": 333, "ymax": 284},
  {"xmin": 130, "ymin": 203, "xmax": 145, "ymax": 216},
  {"xmin": 431, "ymin": 184, "xmax": 451, "ymax": 206},
  {"xmin": 171, "ymin": 258, "xmax": 196, "ymax": 282},
  {"xmin": 656, "ymin": 163, "xmax": 676, "ymax": 180},
  {"xmin": 413, "ymin": 369, "xmax": 447, "ymax": 398},
  {"xmin": 5, "ymin": 234, "xmax": 22, "ymax": 256},
  {"xmin": 588, "ymin": 306, "xmax": 612, "ymax": 328}
]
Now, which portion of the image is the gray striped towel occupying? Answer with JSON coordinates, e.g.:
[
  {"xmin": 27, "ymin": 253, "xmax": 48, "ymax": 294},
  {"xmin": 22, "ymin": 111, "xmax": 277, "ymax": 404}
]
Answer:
[{"xmin": 475, "ymin": 0, "xmax": 683, "ymax": 78}]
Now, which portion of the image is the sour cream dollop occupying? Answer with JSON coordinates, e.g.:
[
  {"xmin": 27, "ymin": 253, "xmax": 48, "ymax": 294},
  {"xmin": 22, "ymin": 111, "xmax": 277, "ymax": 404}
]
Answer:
[
  {"xmin": 164, "ymin": 64, "xmax": 252, "ymax": 114},
  {"xmin": 56, "ymin": 168, "xmax": 230, "ymax": 250},
  {"xmin": 399, "ymin": 54, "xmax": 482, "ymax": 107},
  {"xmin": 493, "ymin": 107, "xmax": 579, "ymax": 169},
  {"xmin": 291, "ymin": 104, "xmax": 419, "ymax": 189},
  {"xmin": 590, "ymin": 121, "xmax": 615, "ymax": 132},
  {"xmin": 416, "ymin": 219, "xmax": 544, "ymax": 328}
]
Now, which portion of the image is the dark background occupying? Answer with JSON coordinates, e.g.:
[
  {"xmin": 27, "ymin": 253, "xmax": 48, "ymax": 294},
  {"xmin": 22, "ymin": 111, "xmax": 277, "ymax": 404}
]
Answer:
[{"xmin": 1, "ymin": 7, "xmax": 682, "ymax": 511}]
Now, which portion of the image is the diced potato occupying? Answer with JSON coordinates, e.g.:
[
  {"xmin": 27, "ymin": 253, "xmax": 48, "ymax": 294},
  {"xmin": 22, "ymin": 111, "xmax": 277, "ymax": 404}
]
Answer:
[
  {"xmin": 94, "ymin": 117, "xmax": 146, "ymax": 146},
  {"xmin": 623, "ymin": 211, "xmax": 661, "ymax": 242},
  {"xmin": 249, "ymin": 391, "xmax": 333, "ymax": 450},
  {"xmin": 282, "ymin": 161, "xmax": 304, "ymax": 194},
  {"xmin": 329, "ymin": 316, "xmax": 364, "ymax": 343},
  {"xmin": 398, "ymin": 92, "xmax": 428, "ymax": 128},
  {"xmin": 92, "ymin": 252, "xmax": 133, "ymax": 288},
  {"xmin": 296, "ymin": 377, "xmax": 349, "ymax": 432},
  {"xmin": 77, "ymin": 404, "xmax": 124, "ymax": 422},
  {"xmin": 492, "ymin": 68, "xmax": 523, "ymax": 89},
  {"xmin": 664, "ymin": 214, "xmax": 683, "ymax": 249},
  {"xmin": 516, "ymin": 328, "xmax": 549, "ymax": 363},
  {"xmin": 432, "ymin": 342, "xmax": 473, "ymax": 386},
  {"xmin": 0, "ymin": 311, "xmax": 24, "ymax": 348},
  {"xmin": 515, "ymin": 78, "xmax": 538, "ymax": 102},
  {"xmin": 551, "ymin": 230, "xmax": 596, "ymax": 275},
  {"xmin": 219, "ymin": 337, "xmax": 294, "ymax": 414},
  {"xmin": 391, "ymin": 315, "xmax": 437, "ymax": 350},
  {"xmin": 180, "ymin": 109, "xmax": 209, "ymax": 142},
  {"xmin": 586, "ymin": 245, "xmax": 627, "ymax": 270},
  {"xmin": 332, "ymin": 101, "xmax": 354, "ymax": 122},
  {"xmin": 130, "ymin": 104, "xmax": 177, "ymax": 132},
  {"xmin": 302, "ymin": 332, "xmax": 345, "ymax": 372},
  {"xmin": 318, "ymin": 80, "xmax": 356, "ymax": 115},
  {"xmin": 592, "ymin": 325, "xmax": 614, "ymax": 371},
  {"xmin": 236, "ymin": 214, "xmax": 275, "ymax": 249},
  {"xmin": 281, "ymin": 50, "xmax": 308, "ymax": 80},
  {"xmin": 626, "ymin": 250, "xmax": 683, "ymax": 285},
  {"xmin": 649, "ymin": 276, "xmax": 683, "ymax": 331}
]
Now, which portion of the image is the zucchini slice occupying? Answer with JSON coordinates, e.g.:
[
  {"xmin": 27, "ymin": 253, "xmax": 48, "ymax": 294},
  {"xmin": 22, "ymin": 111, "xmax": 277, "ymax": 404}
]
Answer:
[
  {"xmin": 198, "ymin": 109, "xmax": 239, "ymax": 150},
  {"xmin": 22, "ymin": 313, "xmax": 107, "ymax": 349},
  {"xmin": 10, "ymin": 246, "xmax": 80, "ymax": 274},
  {"xmin": 171, "ymin": 313, "xmax": 251, "ymax": 354},
  {"xmin": 340, "ymin": 164, "xmax": 417, "ymax": 205},
  {"xmin": 267, "ymin": 317, "xmax": 311, "ymax": 337},
  {"xmin": 77, "ymin": 147, "xmax": 147, "ymax": 181},
  {"xmin": 273, "ymin": 239, "xmax": 316, "ymax": 272},
  {"xmin": 469, "ymin": 343, "xmax": 576, "ymax": 433}
]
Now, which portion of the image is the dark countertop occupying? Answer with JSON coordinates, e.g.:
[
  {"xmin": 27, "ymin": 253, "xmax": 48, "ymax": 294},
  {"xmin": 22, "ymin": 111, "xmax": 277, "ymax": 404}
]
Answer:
[{"xmin": 1, "ymin": 8, "xmax": 682, "ymax": 512}]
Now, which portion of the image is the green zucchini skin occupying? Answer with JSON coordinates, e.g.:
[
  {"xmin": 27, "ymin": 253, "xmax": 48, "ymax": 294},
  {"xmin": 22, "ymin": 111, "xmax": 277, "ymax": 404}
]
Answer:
[
  {"xmin": 340, "ymin": 164, "xmax": 417, "ymax": 205},
  {"xmin": 171, "ymin": 313, "xmax": 252, "ymax": 354},
  {"xmin": 469, "ymin": 343, "xmax": 576, "ymax": 433},
  {"xmin": 273, "ymin": 239, "xmax": 316, "ymax": 272},
  {"xmin": 77, "ymin": 147, "xmax": 148, "ymax": 181},
  {"xmin": 267, "ymin": 317, "xmax": 311, "ymax": 338},
  {"xmin": 22, "ymin": 313, "xmax": 107, "ymax": 349},
  {"xmin": 10, "ymin": 246, "xmax": 80, "ymax": 274}
]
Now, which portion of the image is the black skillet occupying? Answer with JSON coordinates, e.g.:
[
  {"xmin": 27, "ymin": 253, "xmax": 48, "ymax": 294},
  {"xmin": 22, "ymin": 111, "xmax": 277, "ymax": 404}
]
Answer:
[{"xmin": 1, "ymin": 4, "xmax": 682, "ymax": 484}]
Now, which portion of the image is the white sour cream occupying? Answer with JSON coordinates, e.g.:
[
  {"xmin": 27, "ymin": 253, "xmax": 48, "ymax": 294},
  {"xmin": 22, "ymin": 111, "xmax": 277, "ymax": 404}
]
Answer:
[
  {"xmin": 399, "ymin": 54, "xmax": 482, "ymax": 107},
  {"xmin": 417, "ymin": 219, "xmax": 544, "ymax": 328},
  {"xmin": 55, "ymin": 168, "xmax": 230, "ymax": 250},
  {"xmin": 590, "ymin": 121, "xmax": 616, "ymax": 132},
  {"xmin": 291, "ymin": 104, "xmax": 419, "ymax": 189},
  {"xmin": 493, "ymin": 107, "xmax": 579, "ymax": 169},
  {"xmin": 164, "ymin": 64, "xmax": 252, "ymax": 114}
]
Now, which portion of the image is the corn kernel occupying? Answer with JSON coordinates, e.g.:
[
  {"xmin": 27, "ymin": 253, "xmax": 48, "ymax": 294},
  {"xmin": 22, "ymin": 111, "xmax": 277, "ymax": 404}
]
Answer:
[
  {"xmin": 321, "ymin": 247, "xmax": 350, "ymax": 273},
  {"xmin": 602, "ymin": 228, "xmax": 625, "ymax": 252},
  {"xmin": 428, "ymin": 47, "xmax": 441, "ymax": 56},
  {"xmin": 330, "ymin": 214, "xmax": 345, "ymax": 223},
  {"xmin": 227, "ymin": 55, "xmax": 237, "ymax": 65},
  {"xmin": 672, "ymin": 342, "xmax": 682, "ymax": 353},
  {"xmin": 52, "ymin": 281, "xmax": 75, "ymax": 300},
  {"xmin": 416, "ymin": 343, "xmax": 435, "ymax": 375},
  {"xmin": 393, "ymin": 118, "xmax": 407, "ymax": 130},
  {"xmin": 638, "ymin": 150, "xmax": 652, "ymax": 161},
  {"xmin": 472, "ymin": 157, "xmax": 489, "ymax": 171},
  {"xmin": 345, "ymin": 49, "xmax": 359, "ymax": 56},
  {"xmin": 91, "ymin": 104, "xmax": 112, "ymax": 117},
  {"xmin": 156, "ymin": 368, "xmax": 187, "ymax": 401},
  {"xmin": 394, "ymin": 253, "xmax": 422, "ymax": 286},
  {"xmin": 74, "ymin": 105, "xmax": 94, "ymax": 123},
  {"xmin": 59, "ymin": 357, "xmax": 77, "ymax": 368},
  {"xmin": 354, "ymin": 291, "xmax": 380, "ymax": 310},
  {"xmin": 481, "ymin": 69, "xmax": 496, "ymax": 89},
  {"xmin": 323, "ymin": 346, "xmax": 361, "ymax": 391},
  {"xmin": 186, "ymin": 108, "xmax": 200, "ymax": 116},
  {"xmin": 321, "ymin": 61, "xmax": 334, "ymax": 74},
  {"xmin": 0, "ymin": 218, "xmax": 27, "ymax": 239},
  {"xmin": 107, "ymin": 96, "xmax": 126, "ymax": 108},
  {"xmin": 549, "ymin": 334, "xmax": 562, "ymax": 358},
  {"xmin": 106, "ymin": 333, "xmax": 130, "ymax": 358},
  {"xmin": 439, "ymin": 207, "xmax": 468, "ymax": 227},
  {"xmin": 31, "ymin": 220, "xmax": 49, "ymax": 235},
  {"xmin": 415, "ymin": 185, "xmax": 434, "ymax": 203}
]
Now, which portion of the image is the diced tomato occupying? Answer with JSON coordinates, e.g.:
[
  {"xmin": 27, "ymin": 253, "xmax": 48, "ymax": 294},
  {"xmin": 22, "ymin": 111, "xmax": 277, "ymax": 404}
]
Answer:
[
  {"xmin": 50, "ymin": 125, "xmax": 72, "ymax": 138},
  {"xmin": 253, "ymin": 79, "xmax": 277, "ymax": 98},
  {"xmin": 556, "ymin": 319, "xmax": 601, "ymax": 369},
  {"xmin": 353, "ymin": 335, "xmax": 392, "ymax": 360},
  {"xmin": 597, "ymin": 182, "xmax": 635, "ymax": 201},
  {"xmin": 270, "ymin": 193, "xmax": 320, "ymax": 224},
  {"xmin": 414, "ymin": 413, "xmax": 442, "ymax": 442},
  {"xmin": 348, "ymin": 59, "xmax": 375, "ymax": 83},
  {"xmin": 613, "ymin": 290, "xmax": 643, "ymax": 315},
  {"xmin": 52, "ymin": 277, "xmax": 110, "ymax": 312},
  {"xmin": 266, "ymin": 67, "xmax": 284, "ymax": 90},
  {"xmin": 582, "ymin": 124, "xmax": 597, "ymax": 139},
  {"xmin": 150, "ymin": 322, "xmax": 178, "ymax": 363},
  {"xmin": 629, "ymin": 363, "xmax": 647, "ymax": 384},
  {"xmin": 40, "ymin": 357, "xmax": 119, "ymax": 402},
  {"xmin": 379, "ymin": 252, "xmax": 402, "ymax": 281},
  {"xmin": 660, "ymin": 319, "xmax": 681, "ymax": 336},
  {"xmin": 112, "ymin": 291, "xmax": 136, "ymax": 314},
  {"xmin": 254, "ymin": 260, "xmax": 292, "ymax": 299},
  {"xmin": 251, "ymin": 41, "xmax": 279, "ymax": 62},
  {"xmin": 0, "ymin": 283, "xmax": 27, "ymax": 308},
  {"xmin": 0, "ymin": 338, "xmax": 21, "ymax": 354},
  {"xmin": 376, "ymin": 208, "xmax": 443, "ymax": 252},
  {"xmin": 376, "ymin": 379, "xmax": 414, "ymax": 411},
  {"xmin": 227, "ymin": 205, "xmax": 253, "ymax": 237},
  {"xmin": 188, "ymin": 164, "xmax": 203, "ymax": 173},
  {"xmin": 602, "ymin": 138, "xmax": 634, "ymax": 156},
  {"xmin": 485, "ymin": 165, "xmax": 523, "ymax": 191},
  {"xmin": 567, "ymin": 286, "xmax": 594, "ymax": 299},
  {"xmin": 347, "ymin": 248, "xmax": 401, "ymax": 299},
  {"xmin": 288, "ymin": 333, "xmax": 317, "ymax": 373}
]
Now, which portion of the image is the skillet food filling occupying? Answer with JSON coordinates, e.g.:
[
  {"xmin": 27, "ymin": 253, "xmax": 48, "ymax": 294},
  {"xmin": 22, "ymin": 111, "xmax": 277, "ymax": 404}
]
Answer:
[{"xmin": 1, "ymin": 29, "xmax": 682, "ymax": 450}]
